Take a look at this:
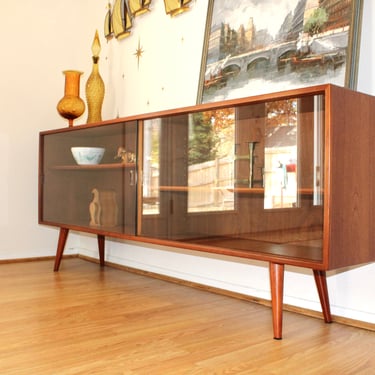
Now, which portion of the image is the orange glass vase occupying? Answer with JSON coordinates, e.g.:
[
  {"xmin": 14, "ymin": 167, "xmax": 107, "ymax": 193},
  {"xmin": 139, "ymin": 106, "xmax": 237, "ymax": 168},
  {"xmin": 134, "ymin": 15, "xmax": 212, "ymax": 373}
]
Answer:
[{"xmin": 57, "ymin": 70, "xmax": 85, "ymax": 127}]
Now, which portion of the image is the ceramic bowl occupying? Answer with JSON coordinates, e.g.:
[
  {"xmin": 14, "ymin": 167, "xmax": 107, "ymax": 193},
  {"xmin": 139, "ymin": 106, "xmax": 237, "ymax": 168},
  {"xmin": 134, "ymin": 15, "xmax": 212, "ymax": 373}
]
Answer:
[{"xmin": 71, "ymin": 147, "xmax": 105, "ymax": 165}]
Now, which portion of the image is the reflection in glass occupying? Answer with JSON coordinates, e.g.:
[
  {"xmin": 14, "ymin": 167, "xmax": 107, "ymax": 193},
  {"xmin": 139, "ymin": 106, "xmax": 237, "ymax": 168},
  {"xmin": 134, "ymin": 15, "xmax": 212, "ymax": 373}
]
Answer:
[
  {"xmin": 140, "ymin": 95, "xmax": 325, "ymax": 262},
  {"xmin": 187, "ymin": 109, "xmax": 235, "ymax": 212},
  {"xmin": 264, "ymin": 99, "xmax": 298, "ymax": 209},
  {"xmin": 142, "ymin": 118, "xmax": 161, "ymax": 215},
  {"xmin": 313, "ymin": 95, "xmax": 324, "ymax": 206},
  {"xmin": 142, "ymin": 110, "xmax": 236, "ymax": 215}
]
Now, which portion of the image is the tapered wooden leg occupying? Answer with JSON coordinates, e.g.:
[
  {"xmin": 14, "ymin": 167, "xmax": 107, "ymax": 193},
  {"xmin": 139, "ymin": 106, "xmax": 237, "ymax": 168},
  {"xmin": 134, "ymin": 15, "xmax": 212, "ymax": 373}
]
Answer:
[
  {"xmin": 313, "ymin": 270, "xmax": 332, "ymax": 323},
  {"xmin": 54, "ymin": 227, "xmax": 69, "ymax": 272},
  {"xmin": 97, "ymin": 234, "xmax": 105, "ymax": 267},
  {"xmin": 269, "ymin": 262, "xmax": 285, "ymax": 340}
]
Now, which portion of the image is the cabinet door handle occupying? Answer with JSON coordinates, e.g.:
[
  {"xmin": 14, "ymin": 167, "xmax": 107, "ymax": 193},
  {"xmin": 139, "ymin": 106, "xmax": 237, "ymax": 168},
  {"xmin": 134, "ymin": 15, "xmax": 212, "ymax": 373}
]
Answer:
[{"xmin": 129, "ymin": 170, "xmax": 135, "ymax": 186}]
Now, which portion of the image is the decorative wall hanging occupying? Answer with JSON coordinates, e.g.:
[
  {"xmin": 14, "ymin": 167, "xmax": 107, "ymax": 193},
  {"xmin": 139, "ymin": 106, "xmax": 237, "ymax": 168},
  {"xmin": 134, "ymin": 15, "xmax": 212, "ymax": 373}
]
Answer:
[
  {"xmin": 105, "ymin": 0, "xmax": 191, "ymax": 41},
  {"xmin": 197, "ymin": 0, "xmax": 363, "ymax": 104},
  {"xmin": 112, "ymin": 0, "xmax": 132, "ymax": 40},
  {"xmin": 104, "ymin": 2, "xmax": 113, "ymax": 41},
  {"xmin": 164, "ymin": 0, "xmax": 192, "ymax": 17},
  {"xmin": 129, "ymin": 0, "xmax": 152, "ymax": 16},
  {"xmin": 85, "ymin": 30, "xmax": 105, "ymax": 123},
  {"xmin": 56, "ymin": 70, "xmax": 85, "ymax": 127}
]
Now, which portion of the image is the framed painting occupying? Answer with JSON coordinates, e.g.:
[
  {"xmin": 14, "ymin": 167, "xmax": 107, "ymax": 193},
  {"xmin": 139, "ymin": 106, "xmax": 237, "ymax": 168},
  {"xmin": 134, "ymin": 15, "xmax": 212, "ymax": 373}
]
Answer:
[{"xmin": 197, "ymin": 0, "xmax": 363, "ymax": 104}]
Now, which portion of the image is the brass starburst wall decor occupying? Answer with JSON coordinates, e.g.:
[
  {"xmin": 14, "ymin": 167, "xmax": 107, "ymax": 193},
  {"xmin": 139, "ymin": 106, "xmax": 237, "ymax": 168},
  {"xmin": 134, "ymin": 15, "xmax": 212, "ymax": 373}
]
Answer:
[{"xmin": 134, "ymin": 38, "xmax": 144, "ymax": 69}]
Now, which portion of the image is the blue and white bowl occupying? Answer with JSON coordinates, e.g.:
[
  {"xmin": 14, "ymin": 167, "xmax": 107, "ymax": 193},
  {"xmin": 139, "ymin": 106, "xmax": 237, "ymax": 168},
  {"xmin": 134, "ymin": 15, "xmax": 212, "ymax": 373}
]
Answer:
[{"xmin": 71, "ymin": 147, "xmax": 105, "ymax": 165}]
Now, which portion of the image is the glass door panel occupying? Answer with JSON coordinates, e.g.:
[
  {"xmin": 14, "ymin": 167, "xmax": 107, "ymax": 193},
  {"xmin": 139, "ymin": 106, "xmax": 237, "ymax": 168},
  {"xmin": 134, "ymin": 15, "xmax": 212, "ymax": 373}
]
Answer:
[
  {"xmin": 41, "ymin": 121, "xmax": 138, "ymax": 235},
  {"xmin": 140, "ymin": 94, "xmax": 324, "ymax": 261}
]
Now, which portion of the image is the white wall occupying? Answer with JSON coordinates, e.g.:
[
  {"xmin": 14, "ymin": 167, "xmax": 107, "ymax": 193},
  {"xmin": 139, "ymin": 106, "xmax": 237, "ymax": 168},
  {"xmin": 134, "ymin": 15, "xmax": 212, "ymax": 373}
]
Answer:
[
  {"xmin": 1, "ymin": 1, "xmax": 374, "ymax": 324},
  {"xmin": 0, "ymin": 0, "xmax": 104, "ymax": 258}
]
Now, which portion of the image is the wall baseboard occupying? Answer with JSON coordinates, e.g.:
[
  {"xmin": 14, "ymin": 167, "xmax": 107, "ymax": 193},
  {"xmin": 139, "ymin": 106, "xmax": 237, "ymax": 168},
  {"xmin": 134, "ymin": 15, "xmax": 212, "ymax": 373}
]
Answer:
[
  {"xmin": 78, "ymin": 254, "xmax": 375, "ymax": 333},
  {"xmin": 0, "ymin": 254, "xmax": 78, "ymax": 265}
]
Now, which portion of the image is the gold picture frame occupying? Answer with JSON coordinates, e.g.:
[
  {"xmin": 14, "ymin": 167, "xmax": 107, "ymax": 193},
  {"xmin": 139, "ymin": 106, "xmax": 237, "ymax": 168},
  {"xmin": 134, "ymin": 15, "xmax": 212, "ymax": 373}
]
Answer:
[{"xmin": 197, "ymin": 0, "xmax": 363, "ymax": 104}]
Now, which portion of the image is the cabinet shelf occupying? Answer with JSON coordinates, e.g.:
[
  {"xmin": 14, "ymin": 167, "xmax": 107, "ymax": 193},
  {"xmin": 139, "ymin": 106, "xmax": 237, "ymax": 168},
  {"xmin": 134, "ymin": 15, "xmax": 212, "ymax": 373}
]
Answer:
[
  {"xmin": 157, "ymin": 186, "xmax": 317, "ymax": 195},
  {"xmin": 50, "ymin": 162, "xmax": 135, "ymax": 171},
  {"xmin": 158, "ymin": 185, "xmax": 264, "ymax": 193}
]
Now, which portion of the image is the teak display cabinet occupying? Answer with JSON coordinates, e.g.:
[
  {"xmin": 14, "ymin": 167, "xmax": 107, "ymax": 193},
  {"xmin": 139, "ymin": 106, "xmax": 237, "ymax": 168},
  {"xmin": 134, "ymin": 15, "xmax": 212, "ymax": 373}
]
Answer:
[{"xmin": 39, "ymin": 84, "xmax": 375, "ymax": 339}]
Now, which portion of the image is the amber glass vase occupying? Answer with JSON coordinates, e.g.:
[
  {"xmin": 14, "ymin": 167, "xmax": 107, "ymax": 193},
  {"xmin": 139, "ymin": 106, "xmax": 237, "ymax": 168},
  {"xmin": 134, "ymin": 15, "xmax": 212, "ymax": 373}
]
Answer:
[
  {"xmin": 56, "ymin": 70, "xmax": 85, "ymax": 127},
  {"xmin": 85, "ymin": 31, "xmax": 105, "ymax": 124},
  {"xmin": 86, "ymin": 59, "xmax": 105, "ymax": 123}
]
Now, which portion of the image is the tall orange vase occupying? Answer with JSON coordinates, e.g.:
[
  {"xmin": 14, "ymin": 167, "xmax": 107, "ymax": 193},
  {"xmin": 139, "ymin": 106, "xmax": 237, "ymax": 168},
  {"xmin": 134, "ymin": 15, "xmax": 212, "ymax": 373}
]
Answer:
[{"xmin": 57, "ymin": 70, "xmax": 85, "ymax": 127}]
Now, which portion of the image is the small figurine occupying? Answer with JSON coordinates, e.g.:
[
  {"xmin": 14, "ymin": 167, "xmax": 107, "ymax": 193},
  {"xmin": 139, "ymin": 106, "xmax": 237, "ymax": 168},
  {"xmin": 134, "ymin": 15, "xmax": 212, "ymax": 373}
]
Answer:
[
  {"xmin": 114, "ymin": 146, "xmax": 136, "ymax": 163},
  {"xmin": 89, "ymin": 188, "xmax": 101, "ymax": 226},
  {"xmin": 115, "ymin": 147, "xmax": 127, "ymax": 162}
]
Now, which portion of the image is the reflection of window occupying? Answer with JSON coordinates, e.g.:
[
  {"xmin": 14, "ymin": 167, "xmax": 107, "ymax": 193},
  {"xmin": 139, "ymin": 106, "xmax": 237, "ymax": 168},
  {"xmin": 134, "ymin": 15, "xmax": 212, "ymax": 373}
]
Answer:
[
  {"xmin": 142, "ymin": 98, "xmax": 323, "ymax": 215},
  {"xmin": 142, "ymin": 119, "xmax": 161, "ymax": 215},
  {"xmin": 264, "ymin": 100, "xmax": 298, "ymax": 209},
  {"xmin": 142, "ymin": 111, "xmax": 236, "ymax": 215},
  {"xmin": 188, "ymin": 109, "xmax": 235, "ymax": 213},
  {"xmin": 313, "ymin": 95, "xmax": 324, "ymax": 206}
]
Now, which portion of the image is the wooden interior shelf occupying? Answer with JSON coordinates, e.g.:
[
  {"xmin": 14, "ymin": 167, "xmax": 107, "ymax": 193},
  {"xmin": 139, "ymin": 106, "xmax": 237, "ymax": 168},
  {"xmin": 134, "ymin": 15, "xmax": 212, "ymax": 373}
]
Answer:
[{"xmin": 51, "ymin": 162, "xmax": 135, "ymax": 170}]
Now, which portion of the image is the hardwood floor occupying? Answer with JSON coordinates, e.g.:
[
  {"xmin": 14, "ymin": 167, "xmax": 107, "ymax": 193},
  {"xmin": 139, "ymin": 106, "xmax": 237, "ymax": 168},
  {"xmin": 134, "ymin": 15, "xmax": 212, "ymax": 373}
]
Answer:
[{"xmin": 0, "ymin": 258, "xmax": 374, "ymax": 374}]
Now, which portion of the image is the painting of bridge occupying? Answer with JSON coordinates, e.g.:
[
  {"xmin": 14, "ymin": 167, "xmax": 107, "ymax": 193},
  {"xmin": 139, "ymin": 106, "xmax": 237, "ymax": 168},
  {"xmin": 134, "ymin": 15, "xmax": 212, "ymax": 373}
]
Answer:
[{"xmin": 198, "ymin": 0, "xmax": 362, "ymax": 104}]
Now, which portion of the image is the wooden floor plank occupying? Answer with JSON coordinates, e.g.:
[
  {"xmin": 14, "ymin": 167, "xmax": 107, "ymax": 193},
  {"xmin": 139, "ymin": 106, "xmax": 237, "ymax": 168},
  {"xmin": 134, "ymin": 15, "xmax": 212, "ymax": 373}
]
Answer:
[{"xmin": 0, "ymin": 258, "xmax": 374, "ymax": 374}]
